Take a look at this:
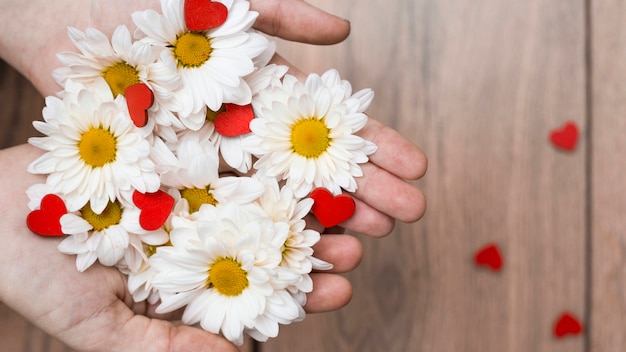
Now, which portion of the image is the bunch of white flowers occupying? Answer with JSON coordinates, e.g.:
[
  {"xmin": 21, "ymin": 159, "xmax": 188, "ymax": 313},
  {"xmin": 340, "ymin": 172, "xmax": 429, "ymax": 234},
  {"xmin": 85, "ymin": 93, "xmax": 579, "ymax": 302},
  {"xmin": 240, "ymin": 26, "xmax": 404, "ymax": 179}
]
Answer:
[{"xmin": 25, "ymin": 0, "xmax": 375, "ymax": 345}]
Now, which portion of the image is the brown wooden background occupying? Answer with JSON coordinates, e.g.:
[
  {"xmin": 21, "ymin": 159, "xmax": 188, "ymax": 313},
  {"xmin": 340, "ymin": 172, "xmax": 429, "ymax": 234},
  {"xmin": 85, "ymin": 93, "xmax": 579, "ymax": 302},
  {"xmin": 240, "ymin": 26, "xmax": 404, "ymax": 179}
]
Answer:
[{"xmin": 3, "ymin": 0, "xmax": 626, "ymax": 351}]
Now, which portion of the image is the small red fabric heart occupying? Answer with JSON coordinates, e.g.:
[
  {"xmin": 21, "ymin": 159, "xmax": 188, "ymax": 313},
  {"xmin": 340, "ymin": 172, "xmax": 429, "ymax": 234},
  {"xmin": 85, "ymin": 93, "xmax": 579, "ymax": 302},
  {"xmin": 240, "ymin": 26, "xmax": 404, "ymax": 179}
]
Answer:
[
  {"xmin": 184, "ymin": 0, "xmax": 228, "ymax": 31},
  {"xmin": 553, "ymin": 312, "xmax": 583, "ymax": 338},
  {"xmin": 214, "ymin": 104, "xmax": 254, "ymax": 137},
  {"xmin": 474, "ymin": 243, "xmax": 504, "ymax": 271},
  {"xmin": 550, "ymin": 121, "xmax": 579, "ymax": 151},
  {"xmin": 309, "ymin": 188, "xmax": 355, "ymax": 228},
  {"xmin": 26, "ymin": 194, "xmax": 67, "ymax": 237},
  {"xmin": 133, "ymin": 190, "xmax": 175, "ymax": 231},
  {"xmin": 125, "ymin": 83, "xmax": 154, "ymax": 128}
]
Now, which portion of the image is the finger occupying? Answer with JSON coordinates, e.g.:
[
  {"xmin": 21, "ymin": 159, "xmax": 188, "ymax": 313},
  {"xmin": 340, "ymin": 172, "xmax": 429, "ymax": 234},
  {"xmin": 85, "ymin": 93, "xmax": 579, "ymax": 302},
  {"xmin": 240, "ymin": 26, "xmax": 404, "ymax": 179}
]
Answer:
[
  {"xmin": 251, "ymin": 0, "xmax": 350, "ymax": 45},
  {"xmin": 304, "ymin": 273, "xmax": 352, "ymax": 313},
  {"xmin": 358, "ymin": 117, "xmax": 428, "ymax": 181},
  {"xmin": 353, "ymin": 163, "xmax": 426, "ymax": 223},
  {"xmin": 313, "ymin": 234, "xmax": 362, "ymax": 272},
  {"xmin": 341, "ymin": 196, "xmax": 396, "ymax": 237}
]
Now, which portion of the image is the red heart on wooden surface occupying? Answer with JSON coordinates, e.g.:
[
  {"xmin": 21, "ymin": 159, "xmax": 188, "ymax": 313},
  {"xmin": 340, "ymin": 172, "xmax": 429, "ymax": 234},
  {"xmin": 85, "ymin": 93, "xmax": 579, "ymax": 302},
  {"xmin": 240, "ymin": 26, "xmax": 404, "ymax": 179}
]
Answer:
[
  {"xmin": 133, "ymin": 190, "xmax": 175, "ymax": 231},
  {"xmin": 309, "ymin": 188, "xmax": 355, "ymax": 228},
  {"xmin": 184, "ymin": 0, "xmax": 228, "ymax": 31},
  {"xmin": 26, "ymin": 194, "xmax": 67, "ymax": 237},
  {"xmin": 214, "ymin": 104, "xmax": 254, "ymax": 137},
  {"xmin": 553, "ymin": 312, "xmax": 583, "ymax": 338},
  {"xmin": 125, "ymin": 83, "xmax": 154, "ymax": 128},
  {"xmin": 549, "ymin": 121, "xmax": 579, "ymax": 151},
  {"xmin": 474, "ymin": 243, "xmax": 504, "ymax": 272}
]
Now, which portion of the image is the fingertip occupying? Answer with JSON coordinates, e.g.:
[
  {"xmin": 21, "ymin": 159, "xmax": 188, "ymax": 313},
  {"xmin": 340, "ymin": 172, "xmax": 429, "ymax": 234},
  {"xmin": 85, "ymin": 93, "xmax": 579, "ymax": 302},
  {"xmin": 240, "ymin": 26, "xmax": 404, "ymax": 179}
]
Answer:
[
  {"xmin": 342, "ymin": 197, "xmax": 396, "ymax": 237},
  {"xmin": 409, "ymin": 148, "xmax": 428, "ymax": 181},
  {"xmin": 251, "ymin": 0, "xmax": 350, "ymax": 45},
  {"xmin": 305, "ymin": 273, "xmax": 352, "ymax": 313},
  {"xmin": 313, "ymin": 234, "xmax": 363, "ymax": 272}
]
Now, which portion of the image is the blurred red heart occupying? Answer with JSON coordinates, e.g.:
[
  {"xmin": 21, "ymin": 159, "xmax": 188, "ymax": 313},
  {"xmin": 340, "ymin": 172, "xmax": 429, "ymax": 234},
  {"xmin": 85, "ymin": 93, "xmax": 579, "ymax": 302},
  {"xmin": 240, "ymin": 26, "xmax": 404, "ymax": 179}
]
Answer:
[
  {"xmin": 474, "ymin": 243, "xmax": 503, "ymax": 271},
  {"xmin": 214, "ymin": 104, "xmax": 254, "ymax": 137},
  {"xmin": 26, "ymin": 194, "xmax": 67, "ymax": 237},
  {"xmin": 550, "ymin": 121, "xmax": 579, "ymax": 151},
  {"xmin": 133, "ymin": 190, "xmax": 175, "ymax": 231},
  {"xmin": 553, "ymin": 312, "xmax": 583, "ymax": 338},
  {"xmin": 310, "ymin": 188, "xmax": 355, "ymax": 228},
  {"xmin": 125, "ymin": 83, "xmax": 153, "ymax": 128},
  {"xmin": 185, "ymin": 0, "xmax": 228, "ymax": 31}
]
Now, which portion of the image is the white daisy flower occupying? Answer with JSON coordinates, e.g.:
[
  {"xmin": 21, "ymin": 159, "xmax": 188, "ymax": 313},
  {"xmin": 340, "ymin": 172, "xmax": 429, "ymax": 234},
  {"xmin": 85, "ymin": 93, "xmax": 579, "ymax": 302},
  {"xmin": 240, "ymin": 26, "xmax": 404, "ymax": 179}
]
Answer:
[
  {"xmin": 254, "ymin": 176, "xmax": 332, "ymax": 296},
  {"xmin": 122, "ymin": 242, "xmax": 167, "ymax": 304},
  {"xmin": 159, "ymin": 124, "xmax": 264, "ymax": 212},
  {"xmin": 151, "ymin": 202, "xmax": 302, "ymax": 345},
  {"xmin": 52, "ymin": 25, "xmax": 184, "ymax": 141},
  {"xmin": 206, "ymin": 61, "xmax": 289, "ymax": 173},
  {"xmin": 131, "ymin": 0, "xmax": 268, "ymax": 129},
  {"xmin": 126, "ymin": 260, "xmax": 161, "ymax": 304},
  {"xmin": 27, "ymin": 78, "xmax": 160, "ymax": 214},
  {"xmin": 243, "ymin": 69, "xmax": 378, "ymax": 198},
  {"xmin": 57, "ymin": 198, "xmax": 137, "ymax": 272}
]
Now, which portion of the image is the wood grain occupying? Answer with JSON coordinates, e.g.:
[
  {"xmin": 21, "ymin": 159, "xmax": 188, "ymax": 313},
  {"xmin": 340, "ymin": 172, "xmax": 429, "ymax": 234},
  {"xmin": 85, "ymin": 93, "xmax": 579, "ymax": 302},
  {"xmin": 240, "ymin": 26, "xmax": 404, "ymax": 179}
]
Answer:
[
  {"xmin": 7, "ymin": 0, "xmax": 626, "ymax": 350},
  {"xmin": 590, "ymin": 0, "xmax": 626, "ymax": 350},
  {"xmin": 265, "ymin": 0, "xmax": 588, "ymax": 351}
]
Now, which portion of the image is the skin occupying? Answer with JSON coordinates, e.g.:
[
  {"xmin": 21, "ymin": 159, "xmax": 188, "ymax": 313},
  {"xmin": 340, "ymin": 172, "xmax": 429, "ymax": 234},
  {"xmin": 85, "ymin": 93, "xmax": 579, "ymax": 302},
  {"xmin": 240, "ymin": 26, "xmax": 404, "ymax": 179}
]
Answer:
[{"xmin": 0, "ymin": 0, "xmax": 427, "ymax": 351}]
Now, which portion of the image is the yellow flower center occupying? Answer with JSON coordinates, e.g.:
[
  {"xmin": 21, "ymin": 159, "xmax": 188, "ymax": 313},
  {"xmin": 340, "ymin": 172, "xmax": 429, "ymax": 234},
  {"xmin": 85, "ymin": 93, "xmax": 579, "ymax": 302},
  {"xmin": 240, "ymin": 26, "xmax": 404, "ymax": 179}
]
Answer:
[
  {"xmin": 144, "ymin": 241, "xmax": 171, "ymax": 258},
  {"xmin": 80, "ymin": 200, "xmax": 122, "ymax": 230},
  {"xmin": 180, "ymin": 186, "xmax": 218, "ymax": 213},
  {"xmin": 172, "ymin": 32, "xmax": 213, "ymax": 68},
  {"xmin": 207, "ymin": 257, "xmax": 249, "ymax": 296},
  {"xmin": 78, "ymin": 126, "xmax": 117, "ymax": 167},
  {"xmin": 290, "ymin": 117, "xmax": 331, "ymax": 158},
  {"xmin": 206, "ymin": 104, "xmax": 226, "ymax": 122},
  {"xmin": 102, "ymin": 62, "xmax": 140, "ymax": 97}
]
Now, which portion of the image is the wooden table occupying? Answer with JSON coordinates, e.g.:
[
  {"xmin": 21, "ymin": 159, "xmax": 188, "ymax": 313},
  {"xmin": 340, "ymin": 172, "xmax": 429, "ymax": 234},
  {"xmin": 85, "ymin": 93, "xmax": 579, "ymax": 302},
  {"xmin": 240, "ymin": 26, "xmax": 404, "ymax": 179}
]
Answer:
[{"xmin": 2, "ymin": 0, "xmax": 626, "ymax": 351}]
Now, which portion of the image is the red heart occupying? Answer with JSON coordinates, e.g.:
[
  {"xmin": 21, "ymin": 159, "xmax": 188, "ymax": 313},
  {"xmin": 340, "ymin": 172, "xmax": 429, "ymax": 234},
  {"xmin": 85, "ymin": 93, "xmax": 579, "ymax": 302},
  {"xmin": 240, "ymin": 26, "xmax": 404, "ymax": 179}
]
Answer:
[
  {"xmin": 184, "ymin": 0, "xmax": 228, "ymax": 31},
  {"xmin": 214, "ymin": 104, "xmax": 254, "ymax": 137},
  {"xmin": 550, "ymin": 121, "xmax": 579, "ymax": 151},
  {"xmin": 553, "ymin": 312, "xmax": 583, "ymax": 338},
  {"xmin": 474, "ymin": 243, "xmax": 504, "ymax": 271},
  {"xmin": 309, "ymin": 188, "xmax": 355, "ymax": 228},
  {"xmin": 26, "ymin": 194, "xmax": 67, "ymax": 237},
  {"xmin": 125, "ymin": 83, "xmax": 154, "ymax": 128},
  {"xmin": 133, "ymin": 190, "xmax": 175, "ymax": 231}
]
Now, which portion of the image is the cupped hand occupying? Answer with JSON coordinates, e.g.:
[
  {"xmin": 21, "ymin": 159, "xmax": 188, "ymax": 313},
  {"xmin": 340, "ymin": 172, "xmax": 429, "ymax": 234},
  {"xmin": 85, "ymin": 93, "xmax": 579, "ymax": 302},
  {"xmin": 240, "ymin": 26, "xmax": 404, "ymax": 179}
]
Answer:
[
  {"xmin": 0, "ymin": 144, "xmax": 369, "ymax": 351},
  {"xmin": 0, "ymin": 0, "xmax": 426, "ymax": 349}
]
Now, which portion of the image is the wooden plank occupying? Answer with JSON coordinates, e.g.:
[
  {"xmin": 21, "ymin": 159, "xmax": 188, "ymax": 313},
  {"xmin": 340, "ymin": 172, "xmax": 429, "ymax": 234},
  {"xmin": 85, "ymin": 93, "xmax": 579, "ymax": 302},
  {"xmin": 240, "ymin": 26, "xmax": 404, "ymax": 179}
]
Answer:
[
  {"xmin": 264, "ymin": 0, "xmax": 587, "ymax": 351},
  {"xmin": 589, "ymin": 0, "xmax": 626, "ymax": 350}
]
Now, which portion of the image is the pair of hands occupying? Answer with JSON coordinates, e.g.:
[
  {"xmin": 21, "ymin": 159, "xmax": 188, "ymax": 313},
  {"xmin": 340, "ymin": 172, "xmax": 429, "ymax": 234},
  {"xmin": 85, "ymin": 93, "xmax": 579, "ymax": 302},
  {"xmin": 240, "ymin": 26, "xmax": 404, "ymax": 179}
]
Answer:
[{"xmin": 0, "ymin": 0, "xmax": 427, "ymax": 351}]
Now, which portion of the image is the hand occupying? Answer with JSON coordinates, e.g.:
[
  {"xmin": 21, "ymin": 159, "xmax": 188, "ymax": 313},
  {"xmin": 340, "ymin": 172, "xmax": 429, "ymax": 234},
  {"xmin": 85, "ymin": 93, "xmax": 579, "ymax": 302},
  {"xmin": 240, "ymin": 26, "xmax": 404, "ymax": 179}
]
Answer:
[
  {"xmin": 0, "ymin": 1, "xmax": 426, "ymax": 350},
  {"xmin": 0, "ymin": 146, "xmax": 372, "ymax": 350},
  {"xmin": 0, "ymin": 0, "xmax": 351, "ymax": 97}
]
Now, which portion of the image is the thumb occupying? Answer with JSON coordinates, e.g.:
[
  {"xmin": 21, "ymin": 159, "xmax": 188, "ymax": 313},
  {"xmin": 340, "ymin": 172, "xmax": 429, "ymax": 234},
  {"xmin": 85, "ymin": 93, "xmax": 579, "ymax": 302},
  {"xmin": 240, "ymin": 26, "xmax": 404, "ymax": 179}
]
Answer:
[
  {"xmin": 118, "ymin": 316, "xmax": 239, "ymax": 352},
  {"xmin": 73, "ymin": 300, "xmax": 239, "ymax": 352}
]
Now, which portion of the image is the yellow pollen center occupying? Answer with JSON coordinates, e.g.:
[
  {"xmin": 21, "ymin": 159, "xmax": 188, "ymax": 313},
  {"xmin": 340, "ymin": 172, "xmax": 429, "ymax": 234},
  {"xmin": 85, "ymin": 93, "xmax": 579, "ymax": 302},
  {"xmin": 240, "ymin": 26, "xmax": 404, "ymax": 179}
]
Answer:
[
  {"xmin": 80, "ymin": 201, "xmax": 122, "ymax": 231},
  {"xmin": 145, "ymin": 241, "xmax": 171, "ymax": 258},
  {"xmin": 206, "ymin": 104, "xmax": 227, "ymax": 122},
  {"xmin": 180, "ymin": 186, "xmax": 218, "ymax": 213},
  {"xmin": 207, "ymin": 257, "xmax": 249, "ymax": 296},
  {"xmin": 102, "ymin": 62, "xmax": 140, "ymax": 97},
  {"xmin": 173, "ymin": 32, "xmax": 213, "ymax": 68},
  {"xmin": 290, "ymin": 117, "xmax": 331, "ymax": 158},
  {"xmin": 78, "ymin": 126, "xmax": 117, "ymax": 167}
]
